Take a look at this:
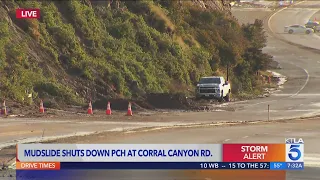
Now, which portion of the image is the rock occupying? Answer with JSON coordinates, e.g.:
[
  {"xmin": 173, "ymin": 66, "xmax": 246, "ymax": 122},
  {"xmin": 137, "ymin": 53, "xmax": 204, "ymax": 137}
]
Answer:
[{"xmin": 191, "ymin": 0, "xmax": 232, "ymax": 13}]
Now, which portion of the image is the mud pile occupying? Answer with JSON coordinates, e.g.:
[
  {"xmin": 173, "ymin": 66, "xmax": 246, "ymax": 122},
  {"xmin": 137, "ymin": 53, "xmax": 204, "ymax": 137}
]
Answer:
[{"xmin": 92, "ymin": 93, "xmax": 201, "ymax": 111}]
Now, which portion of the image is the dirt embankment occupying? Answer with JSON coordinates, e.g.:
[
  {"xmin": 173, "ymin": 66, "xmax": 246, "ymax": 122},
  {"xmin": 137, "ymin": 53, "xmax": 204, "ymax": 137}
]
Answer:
[{"xmin": 1, "ymin": 93, "xmax": 226, "ymax": 118}]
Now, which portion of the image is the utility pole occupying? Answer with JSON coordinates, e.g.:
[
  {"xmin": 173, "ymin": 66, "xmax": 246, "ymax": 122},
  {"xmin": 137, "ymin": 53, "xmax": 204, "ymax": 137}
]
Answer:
[{"xmin": 226, "ymin": 63, "xmax": 229, "ymax": 82}]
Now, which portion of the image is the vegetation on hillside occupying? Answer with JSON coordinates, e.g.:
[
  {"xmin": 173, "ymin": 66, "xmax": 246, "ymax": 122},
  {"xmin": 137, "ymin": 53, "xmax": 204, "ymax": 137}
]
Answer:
[{"xmin": 0, "ymin": 0, "xmax": 272, "ymax": 107}]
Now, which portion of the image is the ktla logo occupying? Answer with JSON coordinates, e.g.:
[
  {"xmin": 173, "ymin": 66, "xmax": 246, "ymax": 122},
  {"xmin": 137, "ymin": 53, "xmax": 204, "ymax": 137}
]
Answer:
[
  {"xmin": 285, "ymin": 138, "xmax": 304, "ymax": 162},
  {"xmin": 16, "ymin": 8, "xmax": 40, "ymax": 19}
]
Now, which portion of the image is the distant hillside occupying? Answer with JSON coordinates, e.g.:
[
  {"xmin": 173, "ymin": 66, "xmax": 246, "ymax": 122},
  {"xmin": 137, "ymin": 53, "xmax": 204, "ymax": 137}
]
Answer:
[{"xmin": 0, "ymin": 0, "xmax": 272, "ymax": 108}]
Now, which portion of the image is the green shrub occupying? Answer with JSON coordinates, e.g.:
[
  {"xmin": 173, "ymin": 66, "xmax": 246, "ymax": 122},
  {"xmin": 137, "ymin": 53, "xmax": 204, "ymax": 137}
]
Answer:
[
  {"xmin": 34, "ymin": 81, "xmax": 83, "ymax": 105},
  {"xmin": 0, "ymin": 0, "xmax": 272, "ymax": 105}
]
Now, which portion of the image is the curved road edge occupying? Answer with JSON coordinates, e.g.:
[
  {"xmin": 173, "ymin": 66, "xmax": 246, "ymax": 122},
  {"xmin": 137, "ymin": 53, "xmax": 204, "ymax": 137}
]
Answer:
[
  {"xmin": 0, "ymin": 117, "xmax": 300, "ymax": 149},
  {"xmin": 266, "ymin": 1, "xmax": 320, "ymax": 54}
]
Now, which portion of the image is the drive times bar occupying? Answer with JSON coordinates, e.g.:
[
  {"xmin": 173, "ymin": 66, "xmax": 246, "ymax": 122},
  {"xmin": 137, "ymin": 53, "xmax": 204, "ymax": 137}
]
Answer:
[{"xmin": 17, "ymin": 162, "xmax": 304, "ymax": 170}]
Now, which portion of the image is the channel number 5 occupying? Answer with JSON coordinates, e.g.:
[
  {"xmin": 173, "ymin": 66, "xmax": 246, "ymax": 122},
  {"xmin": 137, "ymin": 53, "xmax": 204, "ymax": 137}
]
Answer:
[{"xmin": 288, "ymin": 145, "xmax": 301, "ymax": 161}]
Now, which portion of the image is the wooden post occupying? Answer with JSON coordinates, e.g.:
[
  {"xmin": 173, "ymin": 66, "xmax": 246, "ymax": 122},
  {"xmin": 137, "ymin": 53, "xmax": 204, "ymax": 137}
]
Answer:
[{"xmin": 268, "ymin": 104, "xmax": 270, "ymax": 121}]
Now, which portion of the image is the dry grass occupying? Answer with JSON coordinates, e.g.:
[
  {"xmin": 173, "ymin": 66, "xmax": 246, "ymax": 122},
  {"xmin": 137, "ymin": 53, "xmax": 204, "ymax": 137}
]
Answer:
[
  {"xmin": 149, "ymin": 3, "xmax": 190, "ymax": 49},
  {"xmin": 213, "ymin": 69, "xmax": 227, "ymax": 78},
  {"xmin": 168, "ymin": 80, "xmax": 193, "ymax": 95},
  {"xmin": 175, "ymin": 36, "xmax": 188, "ymax": 49},
  {"xmin": 182, "ymin": 34, "xmax": 201, "ymax": 48},
  {"xmin": 259, "ymin": 70, "xmax": 273, "ymax": 77},
  {"xmin": 149, "ymin": 4, "xmax": 175, "ymax": 31},
  {"xmin": 188, "ymin": 35, "xmax": 201, "ymax": 48}
]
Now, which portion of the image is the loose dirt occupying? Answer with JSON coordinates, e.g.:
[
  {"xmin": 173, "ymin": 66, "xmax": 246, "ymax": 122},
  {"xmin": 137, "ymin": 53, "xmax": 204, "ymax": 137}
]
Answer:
[{"xmin": 1, "ymin": 93, "xmax": 233, "ymax": 119}]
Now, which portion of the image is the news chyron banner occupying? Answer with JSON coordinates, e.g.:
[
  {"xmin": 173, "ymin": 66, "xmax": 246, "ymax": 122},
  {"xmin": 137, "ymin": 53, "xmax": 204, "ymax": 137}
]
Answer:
[{"xmin": 16, "ymin": 139, "xmax": 304, "ymax": 180}]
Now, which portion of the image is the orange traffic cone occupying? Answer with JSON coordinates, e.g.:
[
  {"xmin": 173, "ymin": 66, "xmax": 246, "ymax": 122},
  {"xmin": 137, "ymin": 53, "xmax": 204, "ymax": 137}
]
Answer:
[
  {"xmin": 87, "ymin": 101, "xmax": 93, "ymax": 114},
  {"xmin": 127, "ymin": 102, "xmax": 132, "ymax": 116},
  {"xmin": 1, "ymin": 101, "xmax": 7, "ymax": 115},
  {"xmin": 106, "ymin": 102, "xmax": 112, "ymax": 115},
  {"xmin": 39, "ymin": 100, "xmax": 44, "ymax": 113}
]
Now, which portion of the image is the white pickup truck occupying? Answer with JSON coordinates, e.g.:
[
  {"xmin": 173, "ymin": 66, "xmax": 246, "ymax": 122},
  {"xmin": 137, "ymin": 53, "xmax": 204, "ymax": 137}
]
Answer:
[{"xmin": 195, "ymin": 76, "xmax": 231, "ymax": 102}]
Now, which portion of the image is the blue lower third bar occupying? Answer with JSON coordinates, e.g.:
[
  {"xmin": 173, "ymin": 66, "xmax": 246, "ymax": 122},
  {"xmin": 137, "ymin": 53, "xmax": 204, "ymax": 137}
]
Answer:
[
  {"xmin": 270, "ymin": 162, "xmax": 304, "ymax": 170},
  {"xmin": 270, "ymin": 162, "xmax": 287, "ymax": 170},
  {"xmin": 58, "ymin": 162, "xmax": 271, "ymax": 170},
  {"xmin": 286, "ymin": 162, "xmax": 304, "ymax": 170}
]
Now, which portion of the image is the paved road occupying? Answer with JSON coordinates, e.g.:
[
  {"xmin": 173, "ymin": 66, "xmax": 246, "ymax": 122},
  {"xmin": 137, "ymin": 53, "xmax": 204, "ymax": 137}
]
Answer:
[
  {"xmin": 2, "ymin": 118, "xmax": 319, "ymax": 179},
  {"xmin": 98, "ymin": 118, "xmax": 320, "ymax": 180},
  {"xmin": 269, "ymin": 1, "xmax": 320, "ymax": 50},
  {"xmin": 0, "ymin": 117, "xmax": 196, "ymax": 149},
  {"xmin": 21, "ymin": 118, "xmax": 316, "ymax": 180}
]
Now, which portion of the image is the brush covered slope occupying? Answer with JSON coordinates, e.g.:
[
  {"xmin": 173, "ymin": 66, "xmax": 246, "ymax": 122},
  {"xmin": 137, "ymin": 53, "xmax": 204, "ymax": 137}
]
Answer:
[{"xmin": 0, "ymin": 0, "xmax": 272, "ymax": 109}]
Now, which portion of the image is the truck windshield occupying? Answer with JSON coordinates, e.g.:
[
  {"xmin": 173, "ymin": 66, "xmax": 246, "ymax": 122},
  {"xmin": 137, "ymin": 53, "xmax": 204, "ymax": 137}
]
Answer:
[{"xmin": 199, "ymin": 78, "xmax": 221, "ymax": 84}]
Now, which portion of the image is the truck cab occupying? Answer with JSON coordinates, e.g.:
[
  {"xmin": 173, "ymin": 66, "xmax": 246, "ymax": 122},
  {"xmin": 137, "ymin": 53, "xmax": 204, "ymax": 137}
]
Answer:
[{"xmin": 196, "ymin": 76, "xmax": 231, "ymax": 102}]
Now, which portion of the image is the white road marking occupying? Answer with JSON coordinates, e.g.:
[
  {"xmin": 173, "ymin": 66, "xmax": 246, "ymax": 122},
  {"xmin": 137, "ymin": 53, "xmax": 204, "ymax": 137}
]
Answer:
[
  {"xmin": 231, "ymin": 8, "xmax": 272, "ymax": 11},
  {"xmin": 286, "ymin": 8, "xmax": 320, "ymax": 10},
  {"xmin": 224, "ymin": 139, "xmax": 231, "ymax": 142},
  {"xmin": 285, "ymin": 131, "xmax": 291, "ymax": 132},
  {"xmin": 262, "ymin": 109, "xmax": 320, "ymax": 112},
  {"xmin": 242, "ymin": 136, "xmax": 249, "ymax": 138},
  {"xmin": 7, "ymin": 161, "xmax": 16, "ymax": 170},
  {"xmin": 243, "ymin": 67, "xmax": 309, "ymax": 107},
  {"xmin": 254, "ymin": 1, "xmax": 310, "ymax": 109},
  {"xmin": 273, "ymin": 94, "xmax": 320, "ymax": 96},
  {"xmin": 305, "ymin": 154, "xmax": 320, "ymax": 167},
  {"xmin": 289, "ymin": 67, "xmax": 310, "ymax": 97},
  {"xmin": 268, "ymin": 0, "xmax": 306, "ymax": 34},
  {"xmin": 268, "ymin": 2, "xmax": 311, "ymax": 97},
  {"xmin": 287, "ymin": 110, "xmax": 318, "ymax": 112}
]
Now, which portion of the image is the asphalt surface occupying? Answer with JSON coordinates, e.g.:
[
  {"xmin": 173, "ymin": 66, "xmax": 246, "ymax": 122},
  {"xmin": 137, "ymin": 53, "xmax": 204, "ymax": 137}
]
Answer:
[
  {"xmin": 269, "ymin": 1, "xmax": 320, "ymax": 50},
  {"xmin": 88, "ymin": 118, "xmax": 319, "ymax": 180},
  {"xmin": 2, "ymin": 118, "xmax": 319, "ymax": 180},
  {"xmin": 1, "ymin": 1, "xmax": 320, "ymax": 179},
  {"xmin": 230, "ymin": 1, "xmax": 320, "ymax": 120},
  {"xmin": 0, "ymin": 117, "xmax": 193, "ymax": 149}
]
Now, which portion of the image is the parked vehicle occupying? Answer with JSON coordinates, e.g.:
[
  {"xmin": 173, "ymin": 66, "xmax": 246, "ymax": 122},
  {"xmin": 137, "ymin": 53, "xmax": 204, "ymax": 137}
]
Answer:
[
  {"xmin": 305, "ymin": 21, "xmax": 319, "ymax": 28},
  {"xmin": 305, "ymin": 21, "xmax": 320, "ymax": 32},
  {"xmin": 284, "ymin": 25, "xmax": 314, "ymax": 34},
  {"xmin": 195, "ymin": 76, "xmax": 231, "ymax": 102}
]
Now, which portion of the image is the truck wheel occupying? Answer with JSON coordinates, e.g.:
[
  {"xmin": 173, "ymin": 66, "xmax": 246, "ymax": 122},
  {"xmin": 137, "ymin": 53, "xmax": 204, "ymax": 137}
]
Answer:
[{"xmin": 224, "ymin": 93, "xmax": 231, "ymax": 102}]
